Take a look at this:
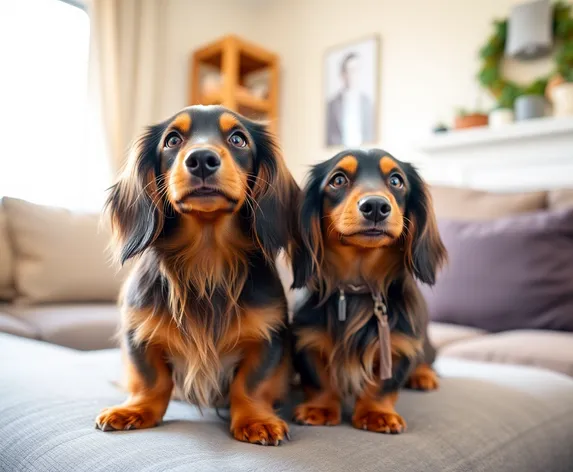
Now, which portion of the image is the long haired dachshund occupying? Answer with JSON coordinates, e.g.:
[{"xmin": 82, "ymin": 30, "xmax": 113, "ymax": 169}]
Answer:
[
  {"xmin": 291, "ymin": 149, "xmax": 446, "ymax": 433},
  {"xmin": 95, "ymin": 106, "xmax": 299, "ymax": 446}
]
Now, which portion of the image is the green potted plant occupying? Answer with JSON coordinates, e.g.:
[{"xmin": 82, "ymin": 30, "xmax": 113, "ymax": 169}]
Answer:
[
  {"xmin": 454, "ymin": 108, "xmax": 488, "ymax": 129},
  {"xmin": 514, "ymin": 79, "xmax": 548, "ymax": 121}
]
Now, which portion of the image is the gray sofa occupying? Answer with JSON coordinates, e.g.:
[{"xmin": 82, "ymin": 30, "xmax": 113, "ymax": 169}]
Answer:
[
  {"xmin": 1, "ymin": 333, "xmax": 573, "ymax": 471},
  {"xmin": 1, "ymin": 188, "xmax": 573, "ymax": 471}
]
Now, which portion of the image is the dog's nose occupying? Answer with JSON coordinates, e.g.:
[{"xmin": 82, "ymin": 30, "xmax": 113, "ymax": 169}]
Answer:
[
  {"xmin": 358, "ymin": 196, "xmax": 392, "ymax": 222},
  {"xmin": 185, "ymin": 149, "xmax": 221, "ymax": 179}
]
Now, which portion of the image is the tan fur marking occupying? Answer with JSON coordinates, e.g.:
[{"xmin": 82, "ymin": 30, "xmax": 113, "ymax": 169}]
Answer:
[
  {"xmin": 336, "ymin": 155, "xmax": 358, "ymax": 175},
  {"xmin": 219, "ymin": 112, "xmax": 240, "ymax": 133},
  {"xmin": 171, "ymin": 113, "xmax": 191, "ymax": 134},
  {"xmin": 379, "ymin": 156, "xmax": 396, "ymax": 175}
]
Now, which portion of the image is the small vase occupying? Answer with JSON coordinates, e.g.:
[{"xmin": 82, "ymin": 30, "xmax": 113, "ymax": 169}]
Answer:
[
  {"xmin": 550, "ymin": 83, "xmax": 573, "ymax": 117},
  {"xmin": 514, "ymin": 95, "xmax": 546, "ymax": 121},
  {"xmin": 489, "ymin": 108, "xmax": 514, "ymax": 128}
]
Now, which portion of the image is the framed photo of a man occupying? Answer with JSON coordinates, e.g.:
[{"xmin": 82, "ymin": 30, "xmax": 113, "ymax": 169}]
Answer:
[{"xmin": 325, "ymin": 36, "xmax": 379, "ymax": 147}]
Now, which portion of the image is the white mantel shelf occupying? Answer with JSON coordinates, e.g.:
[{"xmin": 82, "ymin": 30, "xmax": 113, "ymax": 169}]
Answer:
[
  {"xmin": 413, "ymin": 116, "xmax": 573, "ymax": 191},
  {"xmin": 417, "ymin": 116, "xmax": 573, "ymax": 153}
]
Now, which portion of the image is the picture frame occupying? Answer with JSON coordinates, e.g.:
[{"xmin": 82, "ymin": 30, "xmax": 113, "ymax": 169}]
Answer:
[{"xmin": 324, "ymin": 35, "xmax": 379, "ymax": 148}]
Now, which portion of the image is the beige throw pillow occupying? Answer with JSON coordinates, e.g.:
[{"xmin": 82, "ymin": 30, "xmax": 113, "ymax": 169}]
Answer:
[
  {"xmin": 3, "ymin": 198, "xmax": 126, "ymax": 304},
  {"xmin": 0, "ymin": 200, "xmax": 15, "ymax": 300},
  {"xmin": 548, "ymin": 189, "xmax": 573, "ymax": 210},
  {"xmin": 430, "ymin": 186, "xmax": 547, "ymax": 220}
]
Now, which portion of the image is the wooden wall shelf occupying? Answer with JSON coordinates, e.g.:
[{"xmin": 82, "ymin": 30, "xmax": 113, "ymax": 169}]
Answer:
[
  {"xmin": 188, "ymin": 35, "xmax": 279, "ymax": 133},
  {"xmin": 413, "ymin": 116, "xmax": 573, "ymax": 191},
  {"xmin": 416, "ymin": 116, "xmax": 573, "ymax": 154}
]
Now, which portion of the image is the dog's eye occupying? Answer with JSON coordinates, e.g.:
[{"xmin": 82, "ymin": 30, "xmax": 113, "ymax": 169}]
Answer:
[
  {"xmin": 228, "ymin": 132, "xmax": 248, "ymax": 148},
  {"xmin": 329, "ymin": 172, "xmax": 349, "ymax": 189},
  {"xmin": 165, "ymin": 133, "xmax": 182, "ymax": 149},
  {"xmin": 389, "ymin": 174, "xmax": 404, "ymax": 189}
]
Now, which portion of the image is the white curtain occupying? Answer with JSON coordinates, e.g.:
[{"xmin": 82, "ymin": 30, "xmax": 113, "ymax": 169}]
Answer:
[{"xmin": 88, "ymin": 0, "xmax": 167, "ymax": 177}]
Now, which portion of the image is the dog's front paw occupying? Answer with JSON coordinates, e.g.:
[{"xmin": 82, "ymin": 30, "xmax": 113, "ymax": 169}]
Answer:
[
  {"xmin": 406, "ymin": 364, "xmax": 439, "ymax": 391},
  {"xmin": 231, "ymin": 415, "xmax": 289, "ymax": 446},
  {"xmin": 293, "ymin": 403, "xmax": 341, "ymax": 426},
  {"xmin": 352, "ymin": 410, "xmax": 406, "ymax": 434},
  {"xmin": 95, "ymin": 405, "xmax": 160, "ymax": 432}
]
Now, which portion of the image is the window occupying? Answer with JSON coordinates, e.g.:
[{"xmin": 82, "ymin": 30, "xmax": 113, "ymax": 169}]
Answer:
[{"xmin": 0, "ymin": 0, "xmax": 108, "ymax": 210}]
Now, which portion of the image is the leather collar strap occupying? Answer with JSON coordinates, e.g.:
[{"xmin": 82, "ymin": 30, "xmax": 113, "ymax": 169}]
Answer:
[{"xmin": 337, "ymin": 285, "xmax": 392, "ymax": 380}]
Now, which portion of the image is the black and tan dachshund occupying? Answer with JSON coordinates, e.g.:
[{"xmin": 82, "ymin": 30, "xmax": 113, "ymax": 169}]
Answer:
[
  {"xmin": 95, "ymin": 106, "xmax": 299, "ymax": 446},
  {"xmin": 291, "ymin": 149, "xmax": 446, "ymax": 433}
]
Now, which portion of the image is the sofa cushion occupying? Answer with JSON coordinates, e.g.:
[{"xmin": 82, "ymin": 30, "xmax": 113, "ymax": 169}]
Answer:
[
  {"xmin": 422, "ymin": 208, "xmax": 573, "ymax": 332},
  {"xmin": 0, "ymin": 200, "xmax": 15, "ymax": 300},
  {"xmin": 1, "ymin": 334, "xmax": 573, "ymax": 472},
  {"xmin": 2, "ymin": 303, "xmax": 120, "ymax": 350},
  {"xmin": 430, "ymin": 186, "xmax": 547, "ymax": 220},
  {"xmin": 548, "ymin": 188, "xmax": 573, "ymax": 210},
  {"xmin": 428, "ymin": 322, "xmax": 486, "ymax": 349},
  {"xmin": 440, "ymin": 330, "xmax": 573, "ymax": 376},
  {"xmin": 3, "ymin": 197, "xmax": 126, "ymax": 303},
  {"xmin": 0, "ymin": 309, "xmax": 38, "ymax": 339}
]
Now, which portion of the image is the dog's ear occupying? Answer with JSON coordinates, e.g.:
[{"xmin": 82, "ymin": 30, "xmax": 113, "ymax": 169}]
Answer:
[
  {"xmin": 291, "ymin": 169, "xmax": 324, "ymax": 289},
  {"xmin": 245, "ymin": 121, "xmax": 300, "ymax": 262},
  {"xmin": 402, "ymin": 164, "xmax": 446, "ymax": 285},
  {"xmin": 105, "ymin": 125, "xmax": 165, "ymax": 265}
]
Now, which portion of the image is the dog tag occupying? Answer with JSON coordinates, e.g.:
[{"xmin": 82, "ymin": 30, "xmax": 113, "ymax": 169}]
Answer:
[
  {"xmin": 338, "ymin": 288, "xmax": 347, "ymax": 322},
  {"xmin": 373, "ymin": 295, "xmax": 392, "ymax": 380}
]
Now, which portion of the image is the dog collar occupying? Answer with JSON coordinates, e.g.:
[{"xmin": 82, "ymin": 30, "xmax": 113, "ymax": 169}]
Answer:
[{"xmin": 337, "ymin": 285, "xmax": 392, "ymax": 380}]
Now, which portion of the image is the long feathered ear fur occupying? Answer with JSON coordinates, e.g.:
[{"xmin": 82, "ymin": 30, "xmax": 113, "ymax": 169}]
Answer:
[
  {"xmin": 402, "ymin": 164, "xmax": 447, "ymax": 285},
  {"xmin": 244, "ymin": 121, "xmax": 300, "ymax": 262},
  {"xmin": 291, "ymin": 164, "xmax": 326, "ymax": 289},
  {"xmin": 105, "ymin": 125, "xmax": 165, "ymax": 265}
]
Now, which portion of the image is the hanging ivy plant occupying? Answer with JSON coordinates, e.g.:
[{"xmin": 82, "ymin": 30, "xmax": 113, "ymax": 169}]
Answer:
[{"xmin": 478, "ymin": 1, "xmax": 573, "ymax": 108}]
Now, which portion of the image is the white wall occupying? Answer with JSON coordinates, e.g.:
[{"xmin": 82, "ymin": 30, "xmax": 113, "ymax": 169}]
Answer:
[
  {"xmin": 159, "ymin": 0, "xmax": 257, "ymax": 119},
  {"xmin": 163, "ymin": 0, "xmax": 571, "ymax": 183}
]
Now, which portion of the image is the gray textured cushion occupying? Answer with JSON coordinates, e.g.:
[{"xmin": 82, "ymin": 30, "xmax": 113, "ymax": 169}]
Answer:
[
  {"xmin": 1, "ymin": 334, "xmax": 572, "ymax": 472},
  {"xmin": 430, "ymin": 186, "xmax": 547, "ymax": 220},
  {"xmin": 2, "ymin": 303, "xmax": 119, "ymax": 350}
]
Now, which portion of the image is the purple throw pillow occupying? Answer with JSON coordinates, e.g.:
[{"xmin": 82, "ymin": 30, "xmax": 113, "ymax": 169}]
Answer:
[{"xmin": 420, "ymin": 208, "xmax": 573, "ymax": 332}]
